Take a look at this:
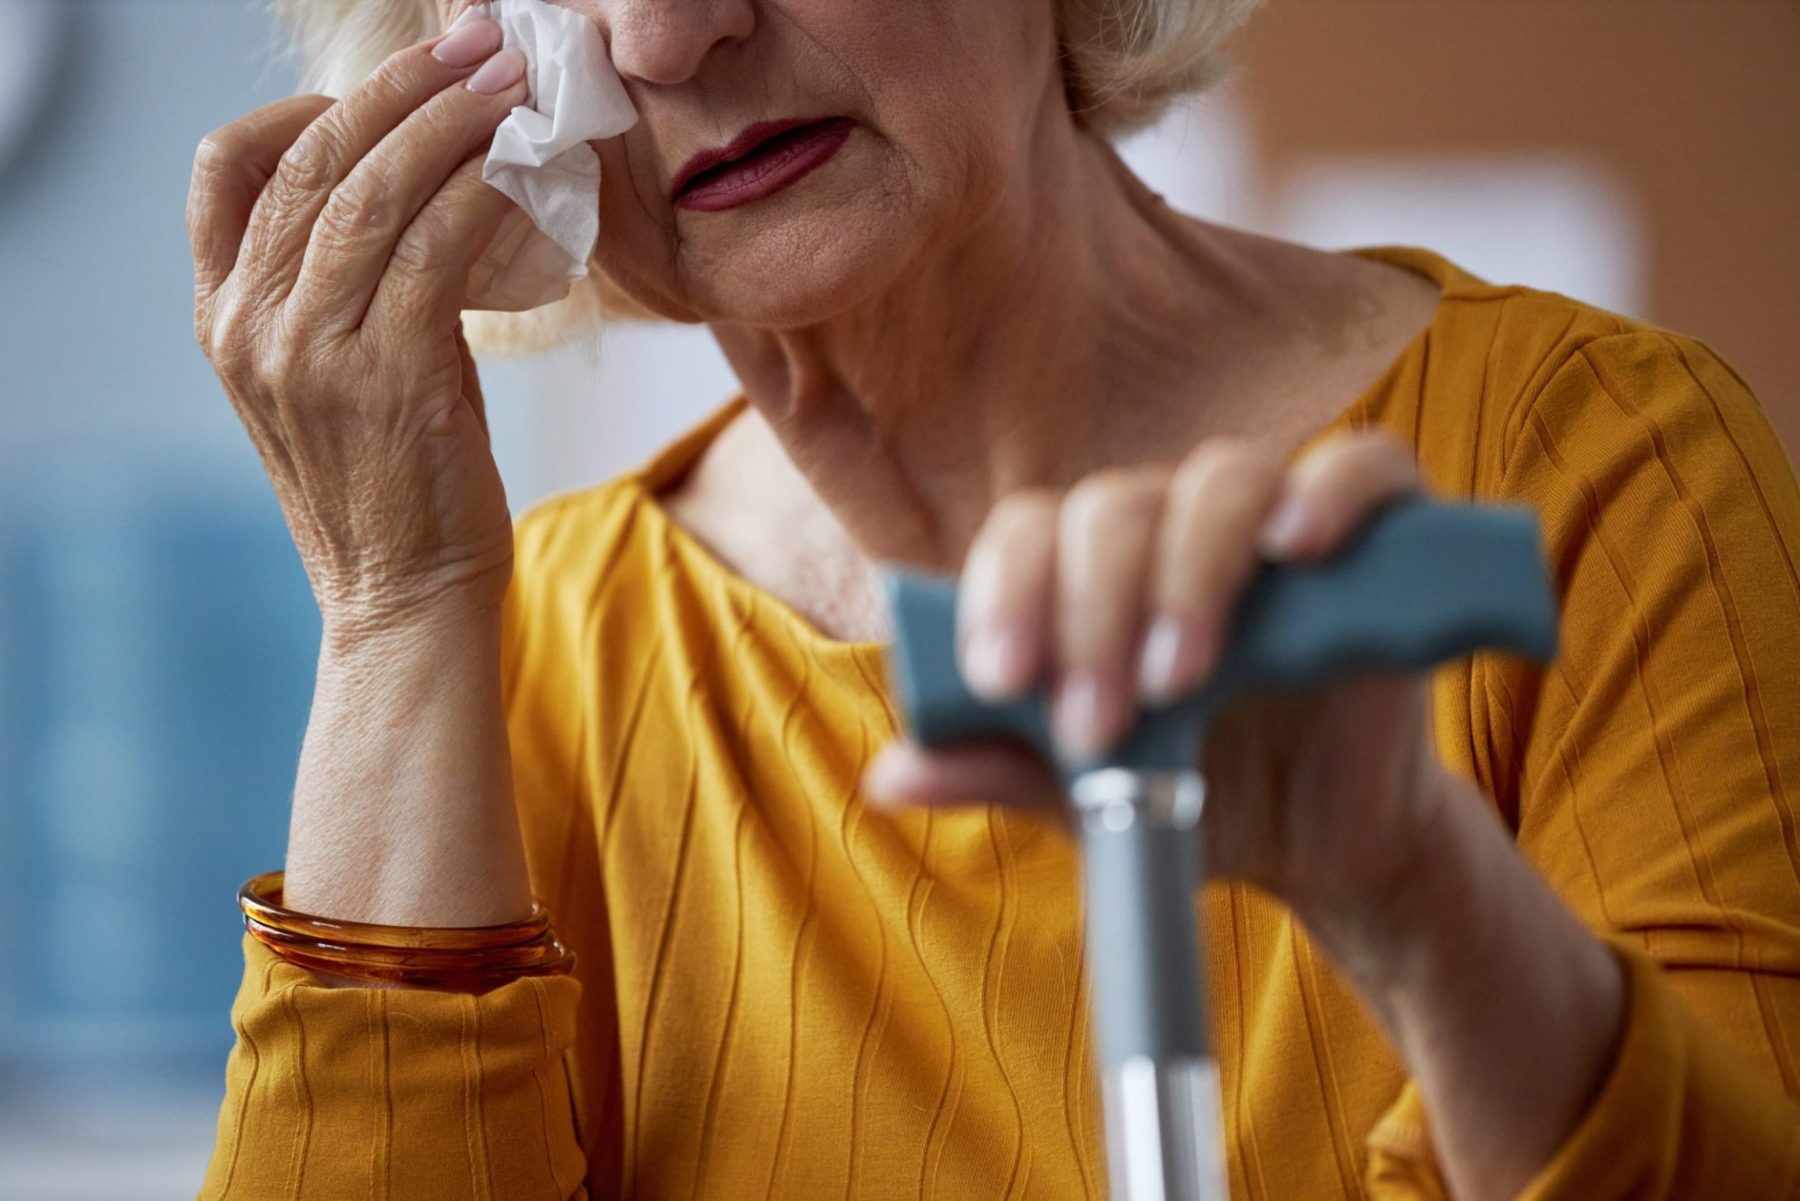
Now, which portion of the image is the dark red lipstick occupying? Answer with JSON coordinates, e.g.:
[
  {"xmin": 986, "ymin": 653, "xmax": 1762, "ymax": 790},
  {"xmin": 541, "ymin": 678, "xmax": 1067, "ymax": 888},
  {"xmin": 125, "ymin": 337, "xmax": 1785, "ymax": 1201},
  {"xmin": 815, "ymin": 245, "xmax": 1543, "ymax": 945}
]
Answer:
[{"xmin": 672, "ymin": 117, "xmax": 855, "ymax": 213}]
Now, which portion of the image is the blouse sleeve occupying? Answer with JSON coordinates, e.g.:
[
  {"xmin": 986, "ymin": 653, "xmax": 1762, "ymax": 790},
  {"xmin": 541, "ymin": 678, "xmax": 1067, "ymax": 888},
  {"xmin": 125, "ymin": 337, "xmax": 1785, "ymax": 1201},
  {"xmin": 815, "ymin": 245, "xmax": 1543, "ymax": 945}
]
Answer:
[
  {"xmin": 197, "ymin": 934, "xmax": 590, "ymax": 1199},
  {"xmin": 1365, "ymin": 330, "xmax": 1800, "ymax": 1198}
]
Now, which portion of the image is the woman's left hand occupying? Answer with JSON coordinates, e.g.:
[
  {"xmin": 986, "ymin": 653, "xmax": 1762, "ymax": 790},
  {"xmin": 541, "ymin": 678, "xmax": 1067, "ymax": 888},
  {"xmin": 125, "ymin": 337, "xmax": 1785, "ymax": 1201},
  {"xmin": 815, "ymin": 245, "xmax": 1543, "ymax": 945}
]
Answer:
[{"xmin": 862, "ymin": 428, "xmax": 1457, "ymax": 917}]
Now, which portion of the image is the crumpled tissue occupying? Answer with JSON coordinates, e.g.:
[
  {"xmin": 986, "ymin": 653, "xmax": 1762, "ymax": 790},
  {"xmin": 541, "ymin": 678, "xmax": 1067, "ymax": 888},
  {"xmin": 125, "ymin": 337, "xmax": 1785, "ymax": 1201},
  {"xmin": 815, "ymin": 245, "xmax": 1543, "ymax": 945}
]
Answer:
[{"xmin": 451, "ymin": 0, "xmax": 638, "ymax": 312}]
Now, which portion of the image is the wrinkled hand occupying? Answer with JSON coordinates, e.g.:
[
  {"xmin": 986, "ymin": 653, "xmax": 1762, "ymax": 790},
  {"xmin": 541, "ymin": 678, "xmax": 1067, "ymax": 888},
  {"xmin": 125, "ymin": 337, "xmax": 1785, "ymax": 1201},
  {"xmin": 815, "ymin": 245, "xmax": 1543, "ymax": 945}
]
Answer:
[
  {"xmin": 186, "ymin": 19, "xmax": 528, "ymax": 640},
  {"xmin": 862, "ymin": 429, "xmax": 1457, "ymax": 914}
]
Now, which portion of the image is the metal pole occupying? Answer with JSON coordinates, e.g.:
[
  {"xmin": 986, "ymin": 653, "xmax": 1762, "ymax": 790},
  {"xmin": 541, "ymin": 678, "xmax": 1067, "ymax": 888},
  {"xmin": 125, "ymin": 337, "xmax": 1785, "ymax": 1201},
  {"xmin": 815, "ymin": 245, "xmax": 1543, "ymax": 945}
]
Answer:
[{"xmin": 1072, "ymin": 767, "xmax": 1226, "ymax": 1201}]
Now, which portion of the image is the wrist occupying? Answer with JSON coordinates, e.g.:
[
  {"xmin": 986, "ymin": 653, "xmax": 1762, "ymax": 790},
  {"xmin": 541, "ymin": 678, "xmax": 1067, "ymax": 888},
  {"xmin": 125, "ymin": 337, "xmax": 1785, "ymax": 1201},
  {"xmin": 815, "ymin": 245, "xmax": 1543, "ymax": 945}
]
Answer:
[
  {"xmin": 320, "ymin": 596, "xmax": 503, "ymax": 664},
  {"xmin": 1285, "ymin": 767, "xmax": 1481, "ymax": 1012},
  {"xmin": 1289, "ymin": 772, "xmax": 1627, "ymax": 1201}
]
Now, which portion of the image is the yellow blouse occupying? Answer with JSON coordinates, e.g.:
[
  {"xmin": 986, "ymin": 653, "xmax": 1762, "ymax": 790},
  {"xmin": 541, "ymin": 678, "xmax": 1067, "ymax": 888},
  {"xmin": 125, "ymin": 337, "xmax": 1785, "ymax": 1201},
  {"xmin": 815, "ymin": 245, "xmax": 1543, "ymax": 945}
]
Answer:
[{"xmin": 199, "ymin": 246, "xmax": 1800, "ymax": 1200}]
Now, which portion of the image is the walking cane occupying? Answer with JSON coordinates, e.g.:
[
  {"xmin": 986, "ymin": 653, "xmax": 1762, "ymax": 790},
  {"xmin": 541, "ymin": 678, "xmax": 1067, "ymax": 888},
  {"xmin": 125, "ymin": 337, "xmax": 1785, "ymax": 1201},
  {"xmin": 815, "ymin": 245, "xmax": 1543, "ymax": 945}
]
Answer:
[{"xmin": 880, "ymin": 496, "xmax": 1559, "ymax": 1201}]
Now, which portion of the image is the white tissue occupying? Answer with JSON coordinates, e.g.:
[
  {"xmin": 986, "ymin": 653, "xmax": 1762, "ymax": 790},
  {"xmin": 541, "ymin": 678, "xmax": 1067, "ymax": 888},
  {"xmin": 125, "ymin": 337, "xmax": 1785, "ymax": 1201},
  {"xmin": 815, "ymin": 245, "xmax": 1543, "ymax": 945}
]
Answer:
[{"xmin": 451, "ymin": 0, "xmax": 638, "ymax": 312}]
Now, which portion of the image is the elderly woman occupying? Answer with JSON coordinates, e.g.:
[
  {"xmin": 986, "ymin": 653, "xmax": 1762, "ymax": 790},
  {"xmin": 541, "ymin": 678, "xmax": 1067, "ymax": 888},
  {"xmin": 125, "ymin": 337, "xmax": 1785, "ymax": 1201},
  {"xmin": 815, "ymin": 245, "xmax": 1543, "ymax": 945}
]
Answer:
[{"xmin": 187, "ymin": 0, "xmax": 1799, "ymax": 1197}]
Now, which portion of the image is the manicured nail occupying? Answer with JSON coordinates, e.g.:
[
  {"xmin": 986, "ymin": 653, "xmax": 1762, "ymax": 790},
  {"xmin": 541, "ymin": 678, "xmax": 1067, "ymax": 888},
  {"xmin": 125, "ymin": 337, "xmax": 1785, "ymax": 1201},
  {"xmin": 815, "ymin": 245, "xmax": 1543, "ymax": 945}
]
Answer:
[
  {"xmin": 1258, "ymin": 495, "xmax": 1314, "ymax": 558},
  {"xmin": 466, "ymin": 46, "xmax": 526, "ymax": 94},
  {"xmin": 1053, "ymin": 669, "xmax": 1123, "ymax": 762},
  {"xmin": 1136, "ymin": 613, "xmax": 1216, "ymax": 703},
  {"xmin": 432, "ymin": 18, "xmax": 501, "ymax": 68},
  {"xmin": 960, "ymin": 621, "xmax": 1030, "ymax": 700}
]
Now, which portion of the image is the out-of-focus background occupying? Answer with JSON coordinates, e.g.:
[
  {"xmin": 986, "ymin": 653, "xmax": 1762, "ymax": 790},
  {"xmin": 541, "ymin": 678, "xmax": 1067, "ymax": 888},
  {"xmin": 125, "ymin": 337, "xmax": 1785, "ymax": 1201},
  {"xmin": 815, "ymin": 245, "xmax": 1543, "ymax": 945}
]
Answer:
[{"xmin": 0, "ymin": 1, "xmax": 1793, "ymax": 1196}]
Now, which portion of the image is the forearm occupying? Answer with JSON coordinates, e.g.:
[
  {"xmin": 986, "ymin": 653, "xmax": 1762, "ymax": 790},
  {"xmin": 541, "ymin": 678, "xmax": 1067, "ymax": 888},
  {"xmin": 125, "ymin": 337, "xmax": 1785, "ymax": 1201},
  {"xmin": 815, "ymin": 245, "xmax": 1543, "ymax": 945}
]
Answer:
[
  {"xmin": 283, "ymin": 608, "xmax": 532, "ymax": 929},
  {"xmin": 1293, "ymin": 772, "xmax": 1627, "ymax": 1201}
]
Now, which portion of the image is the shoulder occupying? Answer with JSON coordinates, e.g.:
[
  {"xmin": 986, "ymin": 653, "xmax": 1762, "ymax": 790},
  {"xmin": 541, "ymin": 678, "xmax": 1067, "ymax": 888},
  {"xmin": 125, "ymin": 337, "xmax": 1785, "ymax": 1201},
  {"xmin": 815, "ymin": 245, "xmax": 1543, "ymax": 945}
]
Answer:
[
  {"xmin": 1490, "ymin": 321, "xmax": 1787, "ymax": 512},
  {"xmin": 497, "ymin": 471, "xmax": 672, "ymax": 722},
  {"xmin": 1470, "ymin": 307, "xmax": 1800, "ymax": 725},
  {"xmin": 1417, "ymin": 263, "xmax": 1797, "ymax": 547},
  {"xmin": 510, "ymin": 475, "xmax": 651, "ymax": 614},
  {"xmin": 1412, "ymin": 272, "xmax": 1800, "ymax": 831},
  {"xmin": 1361, "ymin": 250, "xmax": 1782, "ymax": 507}
]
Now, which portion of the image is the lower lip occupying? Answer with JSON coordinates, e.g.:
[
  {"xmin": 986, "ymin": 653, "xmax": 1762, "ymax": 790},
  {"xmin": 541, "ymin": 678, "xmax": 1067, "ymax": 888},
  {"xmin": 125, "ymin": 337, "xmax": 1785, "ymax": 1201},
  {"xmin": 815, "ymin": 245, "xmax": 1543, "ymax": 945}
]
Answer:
[{"xmin": 674, "ymin": 120, "xmax": 855, "ymax": 213}]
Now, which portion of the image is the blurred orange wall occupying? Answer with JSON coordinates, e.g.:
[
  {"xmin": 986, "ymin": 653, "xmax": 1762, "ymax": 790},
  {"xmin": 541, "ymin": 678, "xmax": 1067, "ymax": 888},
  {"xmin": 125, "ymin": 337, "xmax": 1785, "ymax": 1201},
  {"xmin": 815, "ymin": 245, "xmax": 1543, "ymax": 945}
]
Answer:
[{"xmin": 1235, "ymin": 0, "xmax": 1800, "ymax": 460}]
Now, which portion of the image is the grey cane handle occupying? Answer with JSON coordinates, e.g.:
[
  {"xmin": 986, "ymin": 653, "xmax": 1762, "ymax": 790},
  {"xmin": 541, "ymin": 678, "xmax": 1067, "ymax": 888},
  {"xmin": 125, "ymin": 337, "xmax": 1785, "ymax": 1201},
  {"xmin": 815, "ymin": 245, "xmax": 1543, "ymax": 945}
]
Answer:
[{"xmin": 880, "ymin": 496, "xmax": 1559, "ymax": 775}]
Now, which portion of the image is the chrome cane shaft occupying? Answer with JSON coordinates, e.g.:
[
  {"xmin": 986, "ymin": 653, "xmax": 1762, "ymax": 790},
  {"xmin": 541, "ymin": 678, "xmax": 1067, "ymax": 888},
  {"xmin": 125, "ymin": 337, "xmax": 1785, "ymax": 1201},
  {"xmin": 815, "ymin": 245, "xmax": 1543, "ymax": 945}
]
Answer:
[{"xmin": 1073, "ymin": 767, "xmax": 1224, "ymax": 1201}]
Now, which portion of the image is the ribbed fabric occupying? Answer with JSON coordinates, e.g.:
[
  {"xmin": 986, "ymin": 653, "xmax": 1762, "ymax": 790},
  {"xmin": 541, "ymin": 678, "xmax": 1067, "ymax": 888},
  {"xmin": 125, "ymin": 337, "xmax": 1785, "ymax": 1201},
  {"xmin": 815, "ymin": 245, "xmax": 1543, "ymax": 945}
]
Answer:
[{"xmin": 199, "ymin": 246, "xmax": 1800, "ymax": 1200}]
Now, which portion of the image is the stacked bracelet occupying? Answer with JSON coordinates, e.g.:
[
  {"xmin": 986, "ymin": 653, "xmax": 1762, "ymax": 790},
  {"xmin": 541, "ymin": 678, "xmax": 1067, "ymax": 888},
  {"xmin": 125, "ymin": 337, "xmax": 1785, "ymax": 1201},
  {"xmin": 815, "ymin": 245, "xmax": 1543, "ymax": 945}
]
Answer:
[{"xmin": 238, "ymin": 871, "xmax": 575, "ymax": 990}]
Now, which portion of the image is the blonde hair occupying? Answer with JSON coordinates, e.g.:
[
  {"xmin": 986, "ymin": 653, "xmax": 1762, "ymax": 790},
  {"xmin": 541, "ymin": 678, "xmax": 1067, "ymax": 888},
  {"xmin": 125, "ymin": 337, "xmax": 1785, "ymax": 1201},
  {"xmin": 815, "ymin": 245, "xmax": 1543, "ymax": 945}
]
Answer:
[{"xmin": 268, "ymin": 0, "xmax": 1263, "ymax": 357}]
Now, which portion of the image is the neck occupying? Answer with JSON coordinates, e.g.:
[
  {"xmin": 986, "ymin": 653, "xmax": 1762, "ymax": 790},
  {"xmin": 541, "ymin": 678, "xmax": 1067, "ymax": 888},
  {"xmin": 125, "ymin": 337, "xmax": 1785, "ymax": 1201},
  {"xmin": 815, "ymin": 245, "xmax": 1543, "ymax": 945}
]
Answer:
[{"xmin": 708, "ymin": 114, "xmax": 1284, "ymax": 574}]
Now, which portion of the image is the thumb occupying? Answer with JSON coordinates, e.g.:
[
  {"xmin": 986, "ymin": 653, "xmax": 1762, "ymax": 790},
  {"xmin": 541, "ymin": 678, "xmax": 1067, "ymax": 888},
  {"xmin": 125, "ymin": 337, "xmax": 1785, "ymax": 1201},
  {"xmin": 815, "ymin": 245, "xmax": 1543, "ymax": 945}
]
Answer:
[{"xmin": 862, "ymin": 736, "xmax": 1069, "ymax": 824}]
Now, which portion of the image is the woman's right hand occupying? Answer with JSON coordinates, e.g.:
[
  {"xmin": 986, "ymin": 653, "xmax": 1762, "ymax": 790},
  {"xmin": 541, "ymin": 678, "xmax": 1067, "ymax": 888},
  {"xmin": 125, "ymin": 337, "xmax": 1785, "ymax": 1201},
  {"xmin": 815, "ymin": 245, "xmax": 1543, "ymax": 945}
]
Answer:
[{"xmin": 186, "ymin": 20, "xmax": 530, "ymax": 643}]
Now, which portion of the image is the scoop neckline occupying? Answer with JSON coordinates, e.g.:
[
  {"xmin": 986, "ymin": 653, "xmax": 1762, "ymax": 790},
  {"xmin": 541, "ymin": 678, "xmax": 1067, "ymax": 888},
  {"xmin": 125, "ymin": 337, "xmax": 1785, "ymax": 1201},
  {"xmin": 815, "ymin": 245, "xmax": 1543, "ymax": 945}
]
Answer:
[{"xmin": 623, "ymin": 244, "xmax": 1485, "ymax": 659}]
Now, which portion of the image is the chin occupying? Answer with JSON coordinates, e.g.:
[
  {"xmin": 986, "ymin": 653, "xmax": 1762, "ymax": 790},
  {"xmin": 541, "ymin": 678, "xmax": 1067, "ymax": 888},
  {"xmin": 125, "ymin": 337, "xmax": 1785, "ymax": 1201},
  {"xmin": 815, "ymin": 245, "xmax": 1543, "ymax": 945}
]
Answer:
[
  {"xmin": 700, "ymin": 222, "xmax": 926, "ymax": 328},
  {"xmin": 634, "ymin": 139, "xmax": 944, "ymax": 328}
]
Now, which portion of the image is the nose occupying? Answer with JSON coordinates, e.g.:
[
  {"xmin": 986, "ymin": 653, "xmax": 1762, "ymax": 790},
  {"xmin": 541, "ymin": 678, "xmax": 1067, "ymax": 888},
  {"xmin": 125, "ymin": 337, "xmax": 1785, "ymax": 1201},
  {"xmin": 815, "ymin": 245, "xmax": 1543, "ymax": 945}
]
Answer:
[{"xmin": 580, "ymin": 0, "xmax": 756, "ymax": 87}]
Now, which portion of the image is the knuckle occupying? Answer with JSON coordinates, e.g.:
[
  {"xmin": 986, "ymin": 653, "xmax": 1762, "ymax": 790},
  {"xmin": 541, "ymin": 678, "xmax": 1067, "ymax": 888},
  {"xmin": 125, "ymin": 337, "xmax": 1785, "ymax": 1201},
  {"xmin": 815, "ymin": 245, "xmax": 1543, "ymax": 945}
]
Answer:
[
  {"xmin": 1169, "ymin": 449, "xmax": 1276, "ymax": 527},
  {"xmin": 1291, "ymin": 437, "xmax": 1364, "ymax": 490},
  {"xmin": 410, "ymin": 94, "xmax": 464, "ymax": 139},
  {"xmin": 1174, "ymin": 434, "xmax": 1271, "ymax": 492},
  {"xmin": 362, "ymin": 46, "xmax": 435, "ymax": 114},
  {"xmin": 979, "ymin": 489, "xmax": 1058, "ymax": 565},
  {"xmin": 313, "ymin": 186, "xmax": 393, "ymax": 251},
  {"xmin": 207, "ymin": 295, "xmax": 300, "ymax": 384},
  {"xmin": 437, "ymin": 156, "xmax": 492, "ymax": 209},
  {"xmin": 191, "ymin": 131, "xmax": 237, "ymax": 181},
  {"xmin": 965, "ymin": 492, "xmax": 1054, "ymax": 603},
  {"xmin": 250, "ymin": 336, "xmax": 302, "ymax": 395},
  {"xmin": 200, "ymin": 291, "xmax": 243, "ymax": 352},
  {"xmin": 188, "ymin": 135, "xmax": 246, "ymax": 231},
  {"xmin": 1358, "ymin": 428, "xmax": 1419, "ymax": 472},
  {"xmin": 1348, "ymin": 425, "xmax": 1402, "ymax": 450},
  {"xmin": 1061, "ymin": 475, "xmax": 1110, "ymax": 522},
  {"xmin": 368, "ymin": 48, "xmax": 420, "ymax": 99},
  {"xmin": 388, "ymin": 215, "xmax": 448, "ymax": 276},
  {"xmin": 206, "ymin": 329, "xmax": 256, "ymax": 382},
  {"xmin": 257, "ymin": 171, "xmax": 322, "ymax": 240},
  {"xmin": 385, "ymin": 236, "xmax": 430, "ymax": 280},
  {"xmin": 982, "ymin": 488, "xmax": 1058, "ymax": 545},
  {"xmin": 1063, "ymin": 467, "xmax": 1162, "ymax": 529},
  {"xmin": 278, "ymin": 123, "xmax": 347, "ymax": 198},
  {"xmin": 1305, "ymin": 427, "xmax": 1396, "ymax": 470}
]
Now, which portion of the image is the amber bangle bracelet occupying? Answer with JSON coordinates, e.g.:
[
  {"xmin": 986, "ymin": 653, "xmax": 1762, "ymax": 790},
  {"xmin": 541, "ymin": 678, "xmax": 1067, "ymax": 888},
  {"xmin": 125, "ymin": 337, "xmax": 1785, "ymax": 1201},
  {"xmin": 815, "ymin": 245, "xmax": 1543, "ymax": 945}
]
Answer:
[
  {"xmin": 240, "ymin": 871, "xmax": 553, "ymax": 948},
  {"xmin": 238, "ymin": 871, "xmax": 575, "ymax": 989}
]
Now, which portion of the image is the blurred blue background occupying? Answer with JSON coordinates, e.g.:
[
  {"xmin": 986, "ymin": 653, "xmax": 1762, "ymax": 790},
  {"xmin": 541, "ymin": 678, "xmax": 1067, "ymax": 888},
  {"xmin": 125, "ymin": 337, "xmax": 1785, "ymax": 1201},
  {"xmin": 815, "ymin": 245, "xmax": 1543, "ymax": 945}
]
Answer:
[{"xmin": 0, "ymin": 2, "xmax": 318, "ymax": 1195}]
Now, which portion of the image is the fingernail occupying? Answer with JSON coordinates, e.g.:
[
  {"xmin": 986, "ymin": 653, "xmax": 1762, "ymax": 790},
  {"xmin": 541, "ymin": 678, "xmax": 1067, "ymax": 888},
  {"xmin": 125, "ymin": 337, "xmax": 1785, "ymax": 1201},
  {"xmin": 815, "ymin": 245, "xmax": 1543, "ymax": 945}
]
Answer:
[
  {"xmin": 432, "ymin": 18, "xmax": 501, "ymax": 68},
  {"xmin": 466, "ymin": 46, "xmax": 526, "ymax": 94},
  {"xmin": 960, "ymin": 621, "xmax": 1030, "ymax": 700},
  {"xmin": 1136, "ymin": 613, "xmax": 1216, "ymax": 703},
  {"xmin": 1258, "ymin": 495, "xmax": 1314, "ymax": 558},
  {"xmin": 1053, "ymin": 669, "xmax": 1123, "ymax": 762}
]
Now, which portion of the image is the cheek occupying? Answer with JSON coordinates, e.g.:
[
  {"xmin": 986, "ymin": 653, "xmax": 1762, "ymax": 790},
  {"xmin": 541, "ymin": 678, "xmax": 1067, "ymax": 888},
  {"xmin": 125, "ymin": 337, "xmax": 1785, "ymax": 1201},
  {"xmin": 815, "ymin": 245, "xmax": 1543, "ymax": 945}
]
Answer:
[
  {"xmin": 855, "ymin": 0, "xmax": 1054, "ymax": 192},
  {"xmin": 581, "ymin": 0, "xmax": 1058, "ymax": 317},
  {"xmin": 590, "ymin": 149, "xmax": 702, "ymax": 318}
]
